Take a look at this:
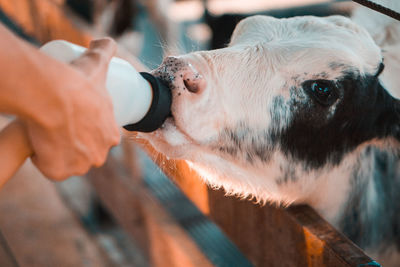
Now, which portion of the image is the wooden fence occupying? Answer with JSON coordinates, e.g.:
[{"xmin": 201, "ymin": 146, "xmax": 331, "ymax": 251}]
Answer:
[{"xmin": 0, "ymin": 0, "xmax": 377, "ymax": 266}]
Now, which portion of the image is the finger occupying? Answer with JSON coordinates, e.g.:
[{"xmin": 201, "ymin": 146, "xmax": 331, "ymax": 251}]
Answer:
[
  {"xmin": 88, "ymin": 37, "xmax": 117, "ymax": 59},
  {"xmin": 93, "ymin": 128, "xmax": 120, "ymax": 168},
  {"xmin": 71, "ymin": 38, "xmax": 117, "ymax": 81},
  {"xmin": 111, "ymin": 129, "xmax": 121, "ymax": 146},
  {"xmin": 73, "ymin": 163, "xmax": 91, "ymax": 177},
  {"xmin": 93, "ymin": 149, "xmax": 108, "ymax": 168}
]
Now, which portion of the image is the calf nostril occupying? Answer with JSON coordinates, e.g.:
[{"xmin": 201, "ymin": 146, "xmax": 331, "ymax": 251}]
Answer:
[{"xmin": 184, "ymin": 78, "xmax": 199, "ymax": 93}]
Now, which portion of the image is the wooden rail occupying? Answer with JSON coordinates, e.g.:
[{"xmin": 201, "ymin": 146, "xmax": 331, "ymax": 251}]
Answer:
[
  {"xmin": 0, "ymin": 0, "xmax": 378, "ymax": 266},
  {"xmin": 130, "ymin": 143, "xmax": 375, "ymax": 266}
]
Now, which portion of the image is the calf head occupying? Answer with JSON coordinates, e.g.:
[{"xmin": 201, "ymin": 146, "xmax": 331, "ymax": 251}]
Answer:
[{"xmin": 137, "ymin": 15, "xmax": 400, "ymax": 206}]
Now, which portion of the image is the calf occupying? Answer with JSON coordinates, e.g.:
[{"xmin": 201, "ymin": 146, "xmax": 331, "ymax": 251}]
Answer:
[{"xmin": 136, "ymin": 5, "xmax": 400, "ymax": 266}]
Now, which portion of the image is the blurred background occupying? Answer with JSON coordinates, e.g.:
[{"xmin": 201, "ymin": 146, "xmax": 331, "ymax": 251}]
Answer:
[
  {"xmin": 0, "ymin": 1, "xmax": 362, "ymax": 267},
  {"xmin": 59, "ymin": 0, "xmax": 352, "ymax": 67}
]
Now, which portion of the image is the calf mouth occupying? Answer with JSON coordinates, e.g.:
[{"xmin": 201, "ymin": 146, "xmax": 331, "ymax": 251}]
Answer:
[{"xmin": 149, "ymin": 56, "xmax": 207, "ymax": 148}]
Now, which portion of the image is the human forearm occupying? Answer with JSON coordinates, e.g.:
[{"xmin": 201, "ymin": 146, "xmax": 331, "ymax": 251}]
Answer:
[{"xmin": 0, "ymin": 24, "xmax": 80, "ymax": 124}]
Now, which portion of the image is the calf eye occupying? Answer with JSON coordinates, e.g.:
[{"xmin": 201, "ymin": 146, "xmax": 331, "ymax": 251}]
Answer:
[{"xmin": 303, "ymin": 80, "xmax": 338, "ymax": 106}]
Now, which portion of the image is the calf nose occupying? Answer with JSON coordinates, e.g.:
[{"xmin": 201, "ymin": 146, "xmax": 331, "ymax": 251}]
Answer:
[{"xmin": 160, "ymin": 56, "xmax": 206, "ymax": 94}]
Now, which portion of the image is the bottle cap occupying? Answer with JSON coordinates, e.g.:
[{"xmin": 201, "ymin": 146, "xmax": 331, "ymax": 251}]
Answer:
[{"xmin": 123, "ymin": 72, "xmax": 172, "ymax": 132}]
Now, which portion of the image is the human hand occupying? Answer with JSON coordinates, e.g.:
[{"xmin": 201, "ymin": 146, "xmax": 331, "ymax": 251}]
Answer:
[{"xmin": 26, "ymin": 38, "xmax": 120, "ymax": 180}]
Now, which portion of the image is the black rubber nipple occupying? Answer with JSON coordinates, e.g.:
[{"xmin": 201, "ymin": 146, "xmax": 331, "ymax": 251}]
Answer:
[{"xmin": 123, "ymin": 72, "xmax": 172, "ymax": 132}]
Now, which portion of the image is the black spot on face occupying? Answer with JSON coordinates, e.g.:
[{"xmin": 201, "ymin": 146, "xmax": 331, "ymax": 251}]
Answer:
[
  {"xmin": 212, "ymin": 123, "xmax": 276, "ymax": 163},
  {"xmin": 279, "ymin": 71, "xmax": 400, "ymax": 169}
]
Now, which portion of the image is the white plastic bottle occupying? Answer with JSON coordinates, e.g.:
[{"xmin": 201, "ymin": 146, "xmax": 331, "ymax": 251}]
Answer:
[{"xmin": 40, "ymin": 40, "xmax": 171, "ymax": 132}]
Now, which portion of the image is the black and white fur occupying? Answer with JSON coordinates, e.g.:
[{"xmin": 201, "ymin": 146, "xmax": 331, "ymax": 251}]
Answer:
[{"xmin": 134, "ymin": 3, "xmax": 400, "ymax": 265}]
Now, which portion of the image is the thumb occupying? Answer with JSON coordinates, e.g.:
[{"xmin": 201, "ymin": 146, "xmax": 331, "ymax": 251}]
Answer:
[{"xmin": 71, "ymin": 38, "xmax": 117, "ymax": 83}]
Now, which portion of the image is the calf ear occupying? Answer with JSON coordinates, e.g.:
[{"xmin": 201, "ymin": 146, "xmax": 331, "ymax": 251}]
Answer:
[{"xmin": 230, "ymin": 15, "xmax": 278, "ymax": 46}]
